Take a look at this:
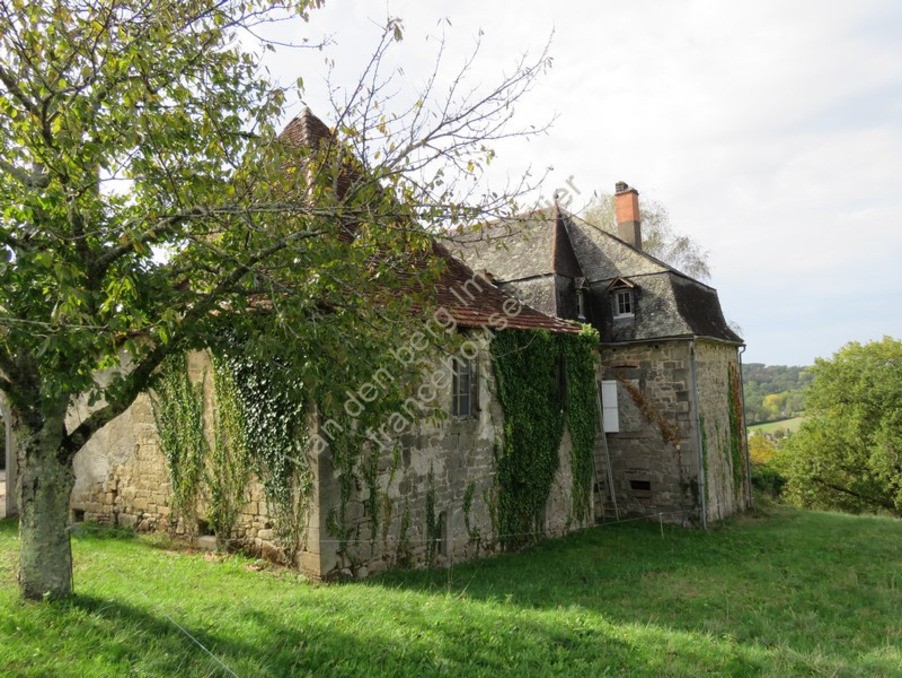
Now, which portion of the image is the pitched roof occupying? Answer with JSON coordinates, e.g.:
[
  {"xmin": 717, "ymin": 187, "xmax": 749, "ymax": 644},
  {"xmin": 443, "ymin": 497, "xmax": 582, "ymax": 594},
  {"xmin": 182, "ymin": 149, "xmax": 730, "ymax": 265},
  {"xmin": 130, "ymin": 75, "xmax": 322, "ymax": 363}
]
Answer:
[
  {"xmin": 279, "ymin": 107, "xmax": 333, "ymax": 148},
  {"xmin": 448, "ymin": 205, "xmax": 742, "ymax": 344},
  {"xmin": 432, "ymin": 243, "xmax": 579, "ymax": 333},
  {"xmin": 447, "ymin": 206, "xmax": 585, "ymax": 282}
]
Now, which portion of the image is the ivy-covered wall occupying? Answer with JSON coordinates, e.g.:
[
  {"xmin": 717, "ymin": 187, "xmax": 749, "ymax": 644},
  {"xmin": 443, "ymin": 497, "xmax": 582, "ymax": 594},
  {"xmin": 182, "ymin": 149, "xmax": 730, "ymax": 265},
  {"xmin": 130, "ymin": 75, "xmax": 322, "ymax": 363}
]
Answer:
[
  {"xmin": 313, "ymin": 327, "xmax": 600, "ymax": 577},
  {"xmin": 694, "ymin": 340, "xmax": 752, "ymax": 521},
  {"xmin": 70, "ymin": 327, "xmax": 602, "ymax": 579}
]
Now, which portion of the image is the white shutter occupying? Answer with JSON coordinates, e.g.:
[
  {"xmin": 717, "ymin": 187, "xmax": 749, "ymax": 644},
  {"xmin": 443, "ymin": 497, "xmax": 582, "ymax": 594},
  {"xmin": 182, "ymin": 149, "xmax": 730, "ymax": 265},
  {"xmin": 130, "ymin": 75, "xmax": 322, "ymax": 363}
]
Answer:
[{"xmin": 600, "ymin": 380, "xmax": 620, "ymax": 433}]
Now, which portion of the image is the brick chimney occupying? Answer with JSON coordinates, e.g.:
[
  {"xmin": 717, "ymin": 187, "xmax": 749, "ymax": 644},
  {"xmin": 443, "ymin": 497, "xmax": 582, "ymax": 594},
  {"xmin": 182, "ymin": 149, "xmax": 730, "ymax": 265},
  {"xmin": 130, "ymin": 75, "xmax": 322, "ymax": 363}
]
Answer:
[{"xmin": 614, "ymin": 181, "xmax": 642, "ymax": 250}]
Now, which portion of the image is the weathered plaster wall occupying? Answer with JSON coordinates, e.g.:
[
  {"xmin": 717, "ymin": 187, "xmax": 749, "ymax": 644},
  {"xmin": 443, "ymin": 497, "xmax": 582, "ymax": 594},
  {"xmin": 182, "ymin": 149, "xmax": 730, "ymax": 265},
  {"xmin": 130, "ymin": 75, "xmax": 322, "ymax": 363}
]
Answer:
[
  {"xmin": 597, "ymin": 341, "xmax": 698, "ymax": 525},
  {"xmin": 694, "ymin": 340, "xmax": 752, "ymax": 521}
]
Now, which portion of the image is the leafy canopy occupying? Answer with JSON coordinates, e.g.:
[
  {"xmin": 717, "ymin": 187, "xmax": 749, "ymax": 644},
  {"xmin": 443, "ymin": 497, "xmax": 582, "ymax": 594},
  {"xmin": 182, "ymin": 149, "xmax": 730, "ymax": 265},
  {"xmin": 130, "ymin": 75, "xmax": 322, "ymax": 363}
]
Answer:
[{"xmin": 778, "ymin": 336, "xmax": 902, "ymax": 516}]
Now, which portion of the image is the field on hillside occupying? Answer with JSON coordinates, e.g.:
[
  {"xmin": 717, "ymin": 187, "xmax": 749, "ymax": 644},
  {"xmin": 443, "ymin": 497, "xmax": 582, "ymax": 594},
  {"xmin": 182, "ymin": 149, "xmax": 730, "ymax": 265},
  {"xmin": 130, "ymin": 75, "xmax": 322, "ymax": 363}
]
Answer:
[
  {"xmin": 748, "ymin": 416, "xmax": 806, "ymax": 436},
  {"xmin": 1, "ymin": 506, "xmax": 900, "ymax": 676}
]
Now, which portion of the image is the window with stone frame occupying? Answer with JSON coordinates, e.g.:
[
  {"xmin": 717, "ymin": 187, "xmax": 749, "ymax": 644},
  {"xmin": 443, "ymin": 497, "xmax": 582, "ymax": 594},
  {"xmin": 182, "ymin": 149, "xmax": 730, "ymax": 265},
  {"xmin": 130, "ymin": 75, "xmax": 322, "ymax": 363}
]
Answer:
[{"xmin": 451, "ymin": 356, "xmax": 478, "ymax": 417}]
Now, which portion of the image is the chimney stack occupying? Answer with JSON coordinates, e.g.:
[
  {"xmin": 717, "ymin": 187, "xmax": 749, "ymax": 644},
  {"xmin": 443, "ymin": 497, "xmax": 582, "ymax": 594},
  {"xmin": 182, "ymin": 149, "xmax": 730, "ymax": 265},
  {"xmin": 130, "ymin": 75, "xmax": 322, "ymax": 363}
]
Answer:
[{"xmin": 614, "ymin": 181, "xmax": 642, "ymax": 250}]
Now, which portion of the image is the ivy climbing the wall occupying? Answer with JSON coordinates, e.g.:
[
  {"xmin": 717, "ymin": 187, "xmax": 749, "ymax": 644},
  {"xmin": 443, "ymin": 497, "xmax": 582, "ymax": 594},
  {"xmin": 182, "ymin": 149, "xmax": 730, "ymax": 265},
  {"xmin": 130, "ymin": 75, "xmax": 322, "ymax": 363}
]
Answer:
[
  {"xmin": 205, "ymin": 354, "xmax": 252, "ymax": 545},
  {"xmin": 562, "ymin": 331, "xmax": 600, "ymax": 524},
  {"xmin": 218, "ymin": 346, "xmax": 313, "ymax": 563},
  {"xmin": 727, "ymin": 363, "xmax": 745, "ymax": 494},
  {"xmin": 491, "ymin": 327, "xmax": 598, "ymax": 547},
  {"xmin": 152, "ymin": 346, "xmax": 314, "ymax": 561}
]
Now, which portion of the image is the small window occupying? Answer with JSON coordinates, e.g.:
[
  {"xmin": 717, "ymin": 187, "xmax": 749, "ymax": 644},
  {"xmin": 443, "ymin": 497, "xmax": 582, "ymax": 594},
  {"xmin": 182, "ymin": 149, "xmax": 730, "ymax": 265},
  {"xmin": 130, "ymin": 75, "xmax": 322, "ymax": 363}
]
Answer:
[
  {"xmin": 600, "ymin": 380, "xmax": 620, "ymax": 432},
  {"xmin": 576, "ymin": 289, "xmax": 587, "ymax": 319},
  {"xmin": 614, "ymin": 289, "xmax": 633, "ymax": 317},
  {"xmin": 629, "ymin": 479, "xmax": 652, "ymax": 497},
  {"xmin": 452, "ymin": 357, "xmax": 478, "ymax": 417}
]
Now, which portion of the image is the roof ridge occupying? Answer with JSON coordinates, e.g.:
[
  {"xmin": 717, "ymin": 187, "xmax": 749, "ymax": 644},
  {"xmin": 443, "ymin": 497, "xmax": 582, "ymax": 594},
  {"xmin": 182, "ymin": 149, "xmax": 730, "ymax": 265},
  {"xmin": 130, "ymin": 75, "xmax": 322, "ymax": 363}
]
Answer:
[{"xmin": 561, "ymin": 207, "xmax": 715, "ymax": 289}]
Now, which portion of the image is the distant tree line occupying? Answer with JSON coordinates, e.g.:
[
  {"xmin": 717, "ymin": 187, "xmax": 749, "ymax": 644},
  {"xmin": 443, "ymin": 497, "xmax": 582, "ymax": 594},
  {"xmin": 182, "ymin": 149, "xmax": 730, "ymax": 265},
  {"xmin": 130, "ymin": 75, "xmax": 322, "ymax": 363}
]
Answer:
[{"xmin": 742, "ymin": 363, "xmax": 812, "ymax": 424}]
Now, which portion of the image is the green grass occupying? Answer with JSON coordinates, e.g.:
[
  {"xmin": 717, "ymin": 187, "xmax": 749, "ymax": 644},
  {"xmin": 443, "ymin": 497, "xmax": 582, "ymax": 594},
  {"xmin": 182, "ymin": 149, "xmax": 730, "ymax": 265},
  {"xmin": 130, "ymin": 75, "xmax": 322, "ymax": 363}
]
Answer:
[
  {"xmin": 748, "ymin": 416, "xmax": 806, "ymax": 435},
  {"xmin": 1, "ymin": 506, "xmax": 900, "ymax": 676}
]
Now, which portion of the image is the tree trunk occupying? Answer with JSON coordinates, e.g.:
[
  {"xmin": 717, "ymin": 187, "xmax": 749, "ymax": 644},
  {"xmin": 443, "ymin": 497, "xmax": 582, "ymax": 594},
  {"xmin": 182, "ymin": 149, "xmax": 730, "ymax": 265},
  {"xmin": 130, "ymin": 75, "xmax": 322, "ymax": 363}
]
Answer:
[{"xmin": 16, "ymin": 414, "xmax": 75, "ymax": 600}]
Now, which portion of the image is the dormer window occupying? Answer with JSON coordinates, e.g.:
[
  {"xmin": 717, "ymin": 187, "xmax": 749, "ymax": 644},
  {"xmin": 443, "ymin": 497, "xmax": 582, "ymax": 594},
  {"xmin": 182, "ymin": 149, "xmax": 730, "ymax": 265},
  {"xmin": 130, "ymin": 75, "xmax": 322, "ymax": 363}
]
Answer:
[
  {"xmin": 607, "ymin": 276, "xmax": 637, "ymax": 319},
  {"xmin": 615, "ymin": 289, "xmax": 633, "ymax": 316}
]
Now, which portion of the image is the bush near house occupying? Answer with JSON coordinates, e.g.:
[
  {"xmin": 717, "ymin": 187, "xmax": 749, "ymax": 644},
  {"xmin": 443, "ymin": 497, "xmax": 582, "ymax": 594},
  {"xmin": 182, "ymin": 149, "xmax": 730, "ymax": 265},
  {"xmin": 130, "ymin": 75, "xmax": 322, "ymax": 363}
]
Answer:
[{"xmin": 1, "ymin": 506, "xmax": 899, "ymax": 676}]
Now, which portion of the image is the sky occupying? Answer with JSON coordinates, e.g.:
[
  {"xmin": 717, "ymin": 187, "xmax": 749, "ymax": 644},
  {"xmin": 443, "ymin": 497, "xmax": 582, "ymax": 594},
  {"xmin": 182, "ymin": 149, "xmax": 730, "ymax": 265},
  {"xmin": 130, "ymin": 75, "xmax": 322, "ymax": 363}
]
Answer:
[{"xmin": 253, "ymin": 0, "xmax": 902, "ymax": 366}]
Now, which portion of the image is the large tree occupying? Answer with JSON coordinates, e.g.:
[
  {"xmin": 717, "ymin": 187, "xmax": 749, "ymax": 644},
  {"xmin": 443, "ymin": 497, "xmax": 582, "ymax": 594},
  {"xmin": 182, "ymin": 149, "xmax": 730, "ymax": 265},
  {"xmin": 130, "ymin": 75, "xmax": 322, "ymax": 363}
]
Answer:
[
  {"xmin": 0, "ymin": 0, "xmax": 550, "ymax": 599},
  {"xmin": 581, "ymin": 193, "xmax": 711, "ymax": 280},
  {"xmin": 778, "ymin": 337, "xmax": 902, "ymax": 516}
]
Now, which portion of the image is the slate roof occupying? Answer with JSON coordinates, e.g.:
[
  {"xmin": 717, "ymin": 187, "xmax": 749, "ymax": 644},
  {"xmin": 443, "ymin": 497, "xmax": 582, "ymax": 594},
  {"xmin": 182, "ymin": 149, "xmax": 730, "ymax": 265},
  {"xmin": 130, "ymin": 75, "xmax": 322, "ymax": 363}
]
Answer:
[
  {"xmin": 432, "ymin": 244, "xmax": 579, "ymax": 333},
  {"xmin": 449, "ymin": 206, "xmax": 584, "ymax": 282},
  {"xmin": 447, "ymin": 206, "xmax": 742, "ymax": 344}
]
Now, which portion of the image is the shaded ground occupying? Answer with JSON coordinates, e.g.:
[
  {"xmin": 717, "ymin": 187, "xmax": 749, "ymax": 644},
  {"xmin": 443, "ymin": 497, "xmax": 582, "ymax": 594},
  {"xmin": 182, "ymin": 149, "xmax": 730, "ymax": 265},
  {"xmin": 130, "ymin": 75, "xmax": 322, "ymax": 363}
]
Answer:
[{"xmin": 0, "ymin": 505, "xmax": 900, "ymax": 676}]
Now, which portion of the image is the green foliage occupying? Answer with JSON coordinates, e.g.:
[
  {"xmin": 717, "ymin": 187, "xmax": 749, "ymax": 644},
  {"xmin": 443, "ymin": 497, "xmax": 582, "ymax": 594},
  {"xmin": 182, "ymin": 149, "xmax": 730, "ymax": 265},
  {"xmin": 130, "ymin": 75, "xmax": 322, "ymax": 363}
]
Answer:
[
  {"xmin": 218, "ymin": 347, "xmax": 313, "ymax": 562},
  {"xmin": 491, "ymin": 329, "xmax": 597, "ymax": 546},
  {"xmin": 150, "ymin": 355, "xmax": 206, "ymax": 536},
  {"xmin": 561, "ymin": 335, "xmax": 598, "ymax": 524},
  {"xmin": 205, "ymin": 354, "xmax": 252, "ymax": 545},
  {"xmin": 777, "ymin": 337, "xmax": 902, "ymax": 516},
  {"xmin": 151, "ymin": 348, "xmax": 315, "ymax": 559},
  {"xmin": 0, "ymin": 0, "xmax": 552, "ymax": 598},
  {"xmin": 750, "ymin": 461, "xmax": 786, "ymax": 498}
]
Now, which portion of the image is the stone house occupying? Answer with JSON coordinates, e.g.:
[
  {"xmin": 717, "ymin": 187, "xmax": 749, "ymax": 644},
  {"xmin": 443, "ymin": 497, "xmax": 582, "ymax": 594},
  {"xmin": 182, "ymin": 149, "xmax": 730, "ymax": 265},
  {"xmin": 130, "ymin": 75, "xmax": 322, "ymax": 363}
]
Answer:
[
  {"xmin": 22, "ymin": 238, "xmax": 595, "ymax": 579},
  {"xmin": 449, "ymin": 182, "xmax": 752, "ymax": 526},
  {"xmin": 1, "ymin": 109, "xmax": 749, "ymax": 577}
]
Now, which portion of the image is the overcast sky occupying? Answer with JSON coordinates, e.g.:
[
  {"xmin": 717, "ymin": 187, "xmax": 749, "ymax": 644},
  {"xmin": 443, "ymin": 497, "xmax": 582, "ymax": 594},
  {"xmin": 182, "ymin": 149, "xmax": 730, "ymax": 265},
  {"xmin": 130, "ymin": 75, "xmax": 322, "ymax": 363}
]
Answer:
[{"xmin": 257, "ymin": 0, "xmax": 902, "ymax": 366}]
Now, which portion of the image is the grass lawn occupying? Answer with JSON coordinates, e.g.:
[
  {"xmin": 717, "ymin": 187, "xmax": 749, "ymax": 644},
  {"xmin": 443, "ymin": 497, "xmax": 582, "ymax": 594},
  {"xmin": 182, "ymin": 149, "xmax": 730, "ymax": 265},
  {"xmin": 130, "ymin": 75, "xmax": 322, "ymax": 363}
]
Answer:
[
  {"xmin": 1, "ymin": 505, "xmax": 900, "ymax": 676},
  {"xmin": 748, "ymin": 417, "xmax": 806, "ymax": 436}
]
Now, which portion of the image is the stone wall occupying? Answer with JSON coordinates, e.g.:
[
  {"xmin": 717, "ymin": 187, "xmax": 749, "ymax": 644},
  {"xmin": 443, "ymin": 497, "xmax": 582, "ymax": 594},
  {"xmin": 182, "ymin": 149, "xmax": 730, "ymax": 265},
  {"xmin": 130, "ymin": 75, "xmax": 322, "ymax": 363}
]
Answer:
[
  {"xmin": 597, "ymin": 341, "xmax": 698, "ymax": 525},
  {"xmin": 69, "ymin": 353, "xmax": 281, "ymax": 558},
  {"xmin": 595, "ymin": 339, "xmax": 750, "ymax": 527},
  {"xmin": 694, "ymin": 340, "xmax": 752, "ymax": 521},
  {"xmin": 308, "ymin": 346, "xmax": 589, "ymax": 578},
  {"xmin": 69, "ymin": 345, "xmax": 592, "ymax": 579}
]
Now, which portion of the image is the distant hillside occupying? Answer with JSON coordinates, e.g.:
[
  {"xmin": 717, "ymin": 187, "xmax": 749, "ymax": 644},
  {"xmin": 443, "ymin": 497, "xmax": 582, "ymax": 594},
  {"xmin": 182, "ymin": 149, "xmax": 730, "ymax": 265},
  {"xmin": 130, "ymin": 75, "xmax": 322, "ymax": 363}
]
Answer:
[{"xmin": 742, "ymin": 363, "xmax": 812, "ymax": 425}]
